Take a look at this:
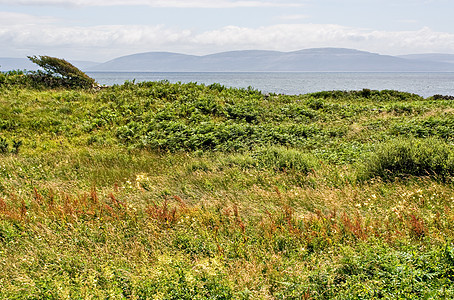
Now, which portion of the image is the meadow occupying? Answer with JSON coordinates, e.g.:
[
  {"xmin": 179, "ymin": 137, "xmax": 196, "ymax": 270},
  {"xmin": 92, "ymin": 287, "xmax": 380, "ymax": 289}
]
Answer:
[{"xmin": 1, "ymin": 73, "xmax": 454, "ymax": 299}]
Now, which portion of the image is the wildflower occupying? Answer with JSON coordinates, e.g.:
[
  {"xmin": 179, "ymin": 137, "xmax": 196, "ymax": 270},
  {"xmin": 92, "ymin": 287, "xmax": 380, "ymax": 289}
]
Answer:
[{"xmin": 136, "ymin": 173, "xmax": 151, "ymax": 191}]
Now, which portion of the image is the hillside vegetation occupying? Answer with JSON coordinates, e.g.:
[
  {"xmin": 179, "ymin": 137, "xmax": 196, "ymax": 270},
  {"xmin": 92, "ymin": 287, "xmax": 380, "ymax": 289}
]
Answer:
[{"xmin": 1, "ymin": 75, "xmax": 454, "ymax": 299}]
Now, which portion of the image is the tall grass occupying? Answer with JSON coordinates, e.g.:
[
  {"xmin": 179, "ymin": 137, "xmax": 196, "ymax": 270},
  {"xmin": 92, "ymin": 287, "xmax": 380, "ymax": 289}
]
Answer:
[
  {"xmin": 2, "ymin": 181, "xmax": 454, "ymax": 298},
  {"xmin": 2, "ymin": 78, "xmax": 454, "ymax": 298},
  {"xmin": 253, "ymin": 146, "xmax": 318, "ymax": 174},
  {"xmin": 359, "ymin": 137, "xmax": 454, "ymax": 181}
]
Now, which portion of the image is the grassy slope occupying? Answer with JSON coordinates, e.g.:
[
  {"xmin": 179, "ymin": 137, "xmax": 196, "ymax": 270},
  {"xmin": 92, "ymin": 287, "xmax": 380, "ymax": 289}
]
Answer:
[{"xmin": 1, "ymin": 81, "xmax": 454, "ymax": 298}]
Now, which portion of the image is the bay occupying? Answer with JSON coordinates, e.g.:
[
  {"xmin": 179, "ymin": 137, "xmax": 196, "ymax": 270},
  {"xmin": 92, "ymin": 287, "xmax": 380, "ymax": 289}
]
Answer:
[{"xmin": 87, "ymin": 72, "xmax": 454, "ymax": 98}]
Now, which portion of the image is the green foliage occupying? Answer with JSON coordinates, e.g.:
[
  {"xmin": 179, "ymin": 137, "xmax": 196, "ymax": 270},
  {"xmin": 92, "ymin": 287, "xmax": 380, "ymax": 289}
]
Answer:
[
  {"xmin": 253, "ymin": 146, "xmax": 317, "ymax": 174},
  {"xmin": 329, "ymin": 244, "xmax": 454, "ymax": 298},
  {"xmin": 432, "ymin": 94, "xmax": 454, "ymax": 100},
  {"xmin": 27, "ymin": 55, "xmax": 96, "ymax": 89},
  {"xmin": 2, "ymin": 82, "xmax": 454, "ymax": 298},
  {"xmin": 0, "ymin": 137, "xmax": 21, "ymax": 155},
  {"xmin": 0, "ymin": 137, "xmax": 8, "ymax": 154},
  {"xmin": 390, "ymin": 116, "xmax": 454, "ymax": 140},
  {"xmin": 309, "ymin": 89, "xmax": 424, "ymax": 102},
  {"xmin": 358, "ymin": 137, "xmax": 454, "ymax": 181},
  {"xmin": 11, "ymin": 140, "xmax": 22, "ymax": 154}
]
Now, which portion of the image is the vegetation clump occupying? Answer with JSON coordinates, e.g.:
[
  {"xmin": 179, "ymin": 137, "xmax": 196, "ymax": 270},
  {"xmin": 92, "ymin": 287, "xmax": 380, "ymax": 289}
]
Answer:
[
  {"xmin": 432, "ymin": 94, "xmax": 454, "ymax": 100},
  {"xmin": 359, "ymin": 137, "xmax": 454, "ymax": 181},
  {"xmin": 1, "ymin": 77, "xmax": 454, "ymax": 298},
  {"xmin": 253, "ymin": 145, "xmax": 317, "ymax": 174},
  {"xmin": 0, "ymin": 56, "xmax": 95, "ymax": 89},
  {"xmin": 27, "ymin": 55, "xmax": 96, "ymax": 89},
  {"xmin": 0, "ymin": 137, "xmax": 21, "ymax": 154}
]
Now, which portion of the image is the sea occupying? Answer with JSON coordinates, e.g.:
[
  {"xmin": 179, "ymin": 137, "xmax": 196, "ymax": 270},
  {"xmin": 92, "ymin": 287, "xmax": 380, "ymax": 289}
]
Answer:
[{"xmin": 86, "ymin": 72, "xmax": 454, "ymax": 98}]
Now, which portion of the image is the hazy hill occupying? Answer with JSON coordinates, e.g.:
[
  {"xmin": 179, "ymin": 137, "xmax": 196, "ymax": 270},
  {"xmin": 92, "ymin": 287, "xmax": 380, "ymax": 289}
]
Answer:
[
  {"xmin": 3, "ymin": 48, "xmax": 454, "ymax": 72},
  {"xmin": 397, "ymin": 53, "xmax": 454, "ymax": 64},
  {"xmin": 89, "ymin": 48, "xmax": 454, "ymax": 72}
]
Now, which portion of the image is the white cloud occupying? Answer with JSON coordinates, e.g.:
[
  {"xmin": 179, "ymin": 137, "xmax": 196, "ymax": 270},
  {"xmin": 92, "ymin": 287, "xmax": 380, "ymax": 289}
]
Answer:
[
  {"xmin": 187, "ymin": 24, "xmax": 454, "ymax": 55},
  {"xmin": 1, "ymin": 14, "xmax": 454, "ymax": 61},
  {"xmin": 193, "ymin": 24, "xmax": 454, "ymax": 55},
  {"xmin": 0, "ymin": 0, "xmax": 303, "ymax": 8}
]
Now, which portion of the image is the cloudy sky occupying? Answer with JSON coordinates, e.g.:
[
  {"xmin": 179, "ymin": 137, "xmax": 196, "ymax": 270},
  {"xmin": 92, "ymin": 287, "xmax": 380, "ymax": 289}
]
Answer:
[{"xmin": 1, "ymin": 0, "xmax": 454, "ymax": 62}]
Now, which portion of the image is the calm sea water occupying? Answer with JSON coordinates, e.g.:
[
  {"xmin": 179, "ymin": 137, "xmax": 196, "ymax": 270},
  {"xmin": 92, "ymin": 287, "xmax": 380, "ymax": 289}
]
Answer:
[{"xmin": 86, "ymin": 72, "xmax": 454, "ymax": 98}]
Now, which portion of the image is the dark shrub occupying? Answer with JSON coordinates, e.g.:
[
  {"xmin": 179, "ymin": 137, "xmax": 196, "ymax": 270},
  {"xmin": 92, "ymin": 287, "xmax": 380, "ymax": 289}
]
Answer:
[{"xmin": 432, "ymin": 94, "xmax": 454, "ymax": 100}]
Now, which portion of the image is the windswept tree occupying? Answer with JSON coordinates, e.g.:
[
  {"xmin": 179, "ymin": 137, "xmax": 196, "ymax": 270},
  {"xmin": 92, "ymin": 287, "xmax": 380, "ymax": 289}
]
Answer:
[{"xmin": 28, "ymin": 55, "xmax": 96, "ymax": 89}]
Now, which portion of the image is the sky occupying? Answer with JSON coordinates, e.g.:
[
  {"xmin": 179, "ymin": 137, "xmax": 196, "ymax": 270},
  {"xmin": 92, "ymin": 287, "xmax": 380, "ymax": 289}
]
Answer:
[{"xmin": 1, "ymin": 0, "xmax": 454, "ymax": 62}]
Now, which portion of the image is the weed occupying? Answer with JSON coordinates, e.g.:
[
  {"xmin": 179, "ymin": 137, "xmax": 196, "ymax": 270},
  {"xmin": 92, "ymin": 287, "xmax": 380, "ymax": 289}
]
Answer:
[
  {"xmin": 11, "ymin": 139, "xmax": 22, "ymax": 154},
  {"xmin": 408, "ymin": 213, "xmax": 426, "ymax": 240},
  {"xmin": 0, "ymin": 137, "xmax": 8, "ymax": 153}
]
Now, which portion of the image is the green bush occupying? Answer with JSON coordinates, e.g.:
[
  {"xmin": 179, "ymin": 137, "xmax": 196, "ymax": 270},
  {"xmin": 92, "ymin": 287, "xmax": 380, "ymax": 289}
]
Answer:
[
  {"xmin": 389, "ymin": 117, "xmax": 454, "ymax": 140},
  {"xmin": 358, "ymin": 137, "xmax": 454, "ymax": 181},
  {"xmin": 27, "ymin": 55, "xmax": 96, "ymax": 89},
  {"xmin": 308, "ymin": 89, "xmax": 423, "ymax": 102},
  {"xmin": 254, "ymin": 146, "xmax": 317, "ymax": 174},
  {"xmin": 432, "ymin": 94, "xmax": 454, "ymax": 100}
]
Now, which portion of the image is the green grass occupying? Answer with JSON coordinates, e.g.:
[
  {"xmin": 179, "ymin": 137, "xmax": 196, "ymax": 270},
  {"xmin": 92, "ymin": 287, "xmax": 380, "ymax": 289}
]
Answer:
[
  {"xmin": 358, "ymin": 137, "xmax": 454, "ymax": 181},
  {"xmin": 1, "ymin": 77, "xmax": 454, "ymax": 298}
]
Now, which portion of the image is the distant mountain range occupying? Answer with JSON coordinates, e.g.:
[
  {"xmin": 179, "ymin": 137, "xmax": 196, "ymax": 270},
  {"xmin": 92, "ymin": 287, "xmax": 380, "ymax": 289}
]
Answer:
[
  {"xmin": 2, "ymin": 48, "xmax": 454, "ymax": 72},
  {"xmin": 396, "ymin": 53, "xmax": 454, "ymax": 64}
]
